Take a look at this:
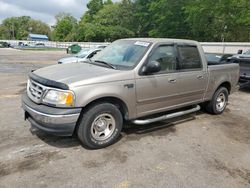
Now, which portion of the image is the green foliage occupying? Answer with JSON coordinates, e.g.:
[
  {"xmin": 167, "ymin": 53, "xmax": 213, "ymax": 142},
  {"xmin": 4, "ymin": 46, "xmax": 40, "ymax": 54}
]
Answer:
[
  {"xmin": 83, "ymin": 0, "xmax": 104, "ymax": 23},
  {"xmin": 52, "ymin": 13, "xmax": 78, "ymax": 41},
  {"xmin": 87, "ymin": 0, "xmax": 103, "ymax": 16},
  {"xmin": 104, "ymin": 0, "xmax": 113, "ymax": 5},
  {"xmin": 133, "ymin": 0, "xmax": 155, "ymax": 37},
  {"xmin": 78, "ymin": 0, "xmax": 135, "ymax": 42},
  {"xmin": 0, "ymin": 16, "xmax": 50, "ymax": 40},
  {"xmin": 184, "ymin": 0, "xmax": 250, "ymax": 41},
  {"xmin": 148, "ymin": 0, "xmax": 192, "ymax": 39},
  {"xmin": 1, "ymin": 0, "xmax": 250, "ymax": 42}
]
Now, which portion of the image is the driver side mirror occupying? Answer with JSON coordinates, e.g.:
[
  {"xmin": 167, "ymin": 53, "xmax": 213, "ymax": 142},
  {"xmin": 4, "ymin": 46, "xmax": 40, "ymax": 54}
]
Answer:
[
  {"xmin": 88, "ymin": 52, "xmax": 97, "ymax": 59},
  {"xmin": 237, "ymin": 49, "xmax": 243, "ymax": 54},
  {"xmin": 142, "ymin": 61, "xmax": 161, "ymax": 75}
]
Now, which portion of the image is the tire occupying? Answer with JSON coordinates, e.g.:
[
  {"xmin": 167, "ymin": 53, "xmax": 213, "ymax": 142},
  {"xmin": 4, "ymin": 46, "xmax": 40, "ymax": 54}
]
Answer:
[
  {"xmin": 77, "ymin": 103, "xmax": 123, "ymax": 149},
  {"xmin": 205, "ymin": 87, "xmax": 229, "ymax": 115}
]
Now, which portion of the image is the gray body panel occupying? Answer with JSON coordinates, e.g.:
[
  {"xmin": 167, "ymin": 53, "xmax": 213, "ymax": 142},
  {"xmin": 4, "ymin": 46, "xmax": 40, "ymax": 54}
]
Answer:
[
  {"xmin": 30, "ymin": 38, "xmax": 239, "ymax": 120},
  {"xmin": 204, "ymin": 64, "xmax": 239, "ymax": 100}
]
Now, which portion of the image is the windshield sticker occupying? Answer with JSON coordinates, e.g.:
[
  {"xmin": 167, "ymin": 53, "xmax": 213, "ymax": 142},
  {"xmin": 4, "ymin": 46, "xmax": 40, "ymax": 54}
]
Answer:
[{"xmin": 134, "ymin": 41, "xmax": 150, "ymax": 47}]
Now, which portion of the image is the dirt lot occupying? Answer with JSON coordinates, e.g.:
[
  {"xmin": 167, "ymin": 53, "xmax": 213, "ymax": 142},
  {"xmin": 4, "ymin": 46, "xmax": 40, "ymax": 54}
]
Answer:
[{"xmin": 0, "ymin": 48, "xmax": 250, "ymax": 188}]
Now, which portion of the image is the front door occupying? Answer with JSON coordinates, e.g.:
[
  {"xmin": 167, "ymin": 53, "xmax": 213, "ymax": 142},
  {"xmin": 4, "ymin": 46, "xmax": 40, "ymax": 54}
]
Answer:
[{"xmin": 135, "ymin": 44, "xmax": 183, "ymax": 117}]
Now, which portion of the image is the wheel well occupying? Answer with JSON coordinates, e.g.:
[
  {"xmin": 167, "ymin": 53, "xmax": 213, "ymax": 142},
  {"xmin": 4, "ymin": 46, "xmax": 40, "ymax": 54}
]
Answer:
[
  {"xmin": 74, "ymin": 97, "xmax": 129, "ymax": 135},
  {"xmin": 83, "ymin": 97, "xmax": 129, "ymax": 120},
  {"xmin": 218, "ymin": 82, "xmax": 231, "ymax": 94}
]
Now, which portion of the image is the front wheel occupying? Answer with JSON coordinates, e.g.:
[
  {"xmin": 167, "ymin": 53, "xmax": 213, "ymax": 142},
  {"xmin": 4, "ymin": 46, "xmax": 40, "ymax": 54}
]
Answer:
[
  {"xmin": 77, "ymin": 103, "xmax": 123, "ymax": 149},
  {"xmin": 205, "ymin": 87, "xmax": 229, "ymax": 115}
]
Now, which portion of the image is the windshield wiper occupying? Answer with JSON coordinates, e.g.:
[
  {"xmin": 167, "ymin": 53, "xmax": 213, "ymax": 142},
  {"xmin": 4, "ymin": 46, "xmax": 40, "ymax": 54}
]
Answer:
[{"xmin": 93, "ymin": 60, "xmax": 116, "ymax": 69}]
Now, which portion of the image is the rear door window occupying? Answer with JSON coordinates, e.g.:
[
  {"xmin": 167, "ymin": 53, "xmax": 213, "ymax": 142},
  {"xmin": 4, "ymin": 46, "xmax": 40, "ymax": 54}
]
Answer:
[{"xmin": 177, "ymin": 45, "xmax": 202, "ymax": 70}]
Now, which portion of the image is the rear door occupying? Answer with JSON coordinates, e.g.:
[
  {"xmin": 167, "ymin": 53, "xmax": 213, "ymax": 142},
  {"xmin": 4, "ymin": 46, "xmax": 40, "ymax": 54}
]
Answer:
[{"xmin": 176, "ymin": 44, "xmax": 207, "ymax": 104}]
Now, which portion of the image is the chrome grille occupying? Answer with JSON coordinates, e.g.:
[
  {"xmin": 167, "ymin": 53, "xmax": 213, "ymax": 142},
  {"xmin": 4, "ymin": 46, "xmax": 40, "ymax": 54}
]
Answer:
[{"xmin": 27, "ymin": 79, "xmax": 46, "ymax": 103}]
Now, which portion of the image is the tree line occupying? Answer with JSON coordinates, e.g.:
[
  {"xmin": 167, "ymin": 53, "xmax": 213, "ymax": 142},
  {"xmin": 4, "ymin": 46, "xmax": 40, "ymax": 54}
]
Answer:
[{"xmin": 0, "ymin": 0, "xmax": 249, "ymax": 42}]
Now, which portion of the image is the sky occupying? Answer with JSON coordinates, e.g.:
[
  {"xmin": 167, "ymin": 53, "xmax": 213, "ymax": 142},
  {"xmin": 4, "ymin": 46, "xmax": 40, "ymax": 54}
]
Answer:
[{"xmin": 0, "ymin": 0, "xmax": 89, "ymax": 26}]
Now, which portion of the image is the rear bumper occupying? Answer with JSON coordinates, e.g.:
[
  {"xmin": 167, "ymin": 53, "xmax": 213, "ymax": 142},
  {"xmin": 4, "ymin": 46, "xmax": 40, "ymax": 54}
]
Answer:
[{"xmin": 22, "ymin": 93, "xmax": 81, "ymax": 136}]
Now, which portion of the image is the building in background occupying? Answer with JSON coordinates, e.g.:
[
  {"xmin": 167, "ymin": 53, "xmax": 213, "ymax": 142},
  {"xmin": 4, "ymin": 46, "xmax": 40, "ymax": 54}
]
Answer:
[{"xmin": 27, "ymin": 33, "xmax": 48, "ymax": 41}]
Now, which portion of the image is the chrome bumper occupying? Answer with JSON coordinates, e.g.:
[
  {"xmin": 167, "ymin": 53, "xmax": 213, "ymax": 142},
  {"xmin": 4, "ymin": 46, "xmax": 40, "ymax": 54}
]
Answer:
[
  {"xmin": 22, "ymin": 93, "xmax": 81, "ymax": 136},
  {"xmin": 23, "ymin": 104, "xmax": 80, "ymax": 125}
]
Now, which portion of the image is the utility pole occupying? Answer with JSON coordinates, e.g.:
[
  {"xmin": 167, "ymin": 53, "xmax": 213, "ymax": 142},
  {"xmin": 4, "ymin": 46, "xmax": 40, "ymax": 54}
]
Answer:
[
  {"xmin": 12, "ymin": 23, "xmax": 15, "ymax": 40},
  {"xmin": 222, "ymin": 25, "xmax": 227, "ymax": 54}
]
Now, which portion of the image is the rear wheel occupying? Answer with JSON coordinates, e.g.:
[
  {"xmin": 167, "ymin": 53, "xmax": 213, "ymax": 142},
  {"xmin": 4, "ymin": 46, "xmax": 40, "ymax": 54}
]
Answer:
[
  {"xmin": 77, "ymin": 103, "xmax": 123, "ymax": 149},
  {"xmin": 205, "ymin": 87, "xmax": 229, "ymax": 115}
]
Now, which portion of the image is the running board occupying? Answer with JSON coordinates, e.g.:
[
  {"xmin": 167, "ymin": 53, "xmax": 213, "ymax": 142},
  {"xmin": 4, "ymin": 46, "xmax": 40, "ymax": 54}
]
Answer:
[{"xmin": 132, "ymin": 105, "xmax": 200, "ymax": 125}]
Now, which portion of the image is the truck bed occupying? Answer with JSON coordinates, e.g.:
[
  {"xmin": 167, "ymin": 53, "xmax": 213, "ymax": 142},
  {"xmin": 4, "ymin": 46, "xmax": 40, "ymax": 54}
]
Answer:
[{"xmin": 204, "ymin": 63, "xmax": 239, "ymax": 100}]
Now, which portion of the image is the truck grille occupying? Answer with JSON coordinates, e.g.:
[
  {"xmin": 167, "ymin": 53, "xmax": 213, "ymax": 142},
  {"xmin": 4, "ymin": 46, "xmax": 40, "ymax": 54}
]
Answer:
[{"xmin": 27, "ymin": 79, "xmax": 46, "ymax": 103}]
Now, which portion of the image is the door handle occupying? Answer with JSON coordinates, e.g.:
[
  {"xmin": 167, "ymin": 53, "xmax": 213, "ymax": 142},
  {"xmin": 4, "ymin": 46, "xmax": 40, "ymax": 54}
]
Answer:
[
  {"xmin": 168, "ymin": 79, "xmax": 177, "ymax": 83},
  {"xmin": 197, "ymin": 75, "xmax": 204, "ymax": 79}
]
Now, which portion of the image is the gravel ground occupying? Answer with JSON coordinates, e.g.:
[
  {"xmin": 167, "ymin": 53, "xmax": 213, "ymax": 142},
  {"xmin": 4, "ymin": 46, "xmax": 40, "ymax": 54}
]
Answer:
[{"xmin": 0, "ymin": 48, "xmax": 249, "ymax": 188}]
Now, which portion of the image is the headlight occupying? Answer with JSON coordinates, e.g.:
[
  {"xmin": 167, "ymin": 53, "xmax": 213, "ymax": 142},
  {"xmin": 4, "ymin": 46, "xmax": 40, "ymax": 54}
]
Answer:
[{"xmin": 43, "ymin": 90, "xmax": 75, "ymax": 107}]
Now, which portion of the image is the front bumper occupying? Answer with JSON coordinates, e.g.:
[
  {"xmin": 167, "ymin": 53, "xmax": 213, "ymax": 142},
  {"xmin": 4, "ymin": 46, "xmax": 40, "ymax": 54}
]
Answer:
[{"xmin": 22, "ymin": 93, "xmax": 81, "ymax": 136}]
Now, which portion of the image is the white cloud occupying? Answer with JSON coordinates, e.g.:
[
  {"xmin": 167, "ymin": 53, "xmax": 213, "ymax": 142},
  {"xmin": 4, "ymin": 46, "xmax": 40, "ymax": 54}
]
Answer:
[{"xmin": 0, "ymin": 0, "xmax": 87, "ymax": 25}]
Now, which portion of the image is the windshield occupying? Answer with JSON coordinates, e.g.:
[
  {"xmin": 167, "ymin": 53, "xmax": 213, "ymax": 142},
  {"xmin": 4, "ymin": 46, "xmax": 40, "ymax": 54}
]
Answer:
[
  {"xmin": 92, "ymin": 40, "xmax": 151, "ymax": 70},
  {"xmin": 75, "ymin": 48, "xmax": 90, "ymax": 58},
  {"xmin": 244, "ymin": 50, "xmax": 250, "ymax": 55},
  {"xmin": 205, "ymin": 53, "xmax": 222, "ymax": 62}
]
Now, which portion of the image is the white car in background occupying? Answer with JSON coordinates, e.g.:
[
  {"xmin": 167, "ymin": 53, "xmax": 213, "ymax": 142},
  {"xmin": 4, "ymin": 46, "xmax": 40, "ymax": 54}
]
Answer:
[{"xmin": 58, "ymin": 48, "xmax": 101, "ymax": 64}]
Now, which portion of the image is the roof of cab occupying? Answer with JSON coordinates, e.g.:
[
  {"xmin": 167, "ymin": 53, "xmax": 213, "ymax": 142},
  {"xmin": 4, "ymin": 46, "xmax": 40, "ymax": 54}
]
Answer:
[{"xmin": 121, "ymin": 38, "xmax": 199, "ymax": 45}]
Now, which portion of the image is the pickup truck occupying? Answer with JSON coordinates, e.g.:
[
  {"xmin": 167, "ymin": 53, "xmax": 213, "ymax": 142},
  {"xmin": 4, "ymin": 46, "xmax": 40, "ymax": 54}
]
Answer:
[{"xmin": 22, "ymin": 38, "xmax": 239, "ymax": 149}]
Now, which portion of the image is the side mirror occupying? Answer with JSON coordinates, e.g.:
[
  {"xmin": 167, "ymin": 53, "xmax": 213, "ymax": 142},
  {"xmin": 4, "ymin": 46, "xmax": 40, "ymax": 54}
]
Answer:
[
  {"xmin": 237, "ymin": 49, "xmax": 243, "ymax": 54},
  {"xmin": 88, "ymin": 53, "xmax": 95, "ymax": 59},
  {"xmin": 142, "ymin": 61, "xmax": 161, "ymax": 74}
]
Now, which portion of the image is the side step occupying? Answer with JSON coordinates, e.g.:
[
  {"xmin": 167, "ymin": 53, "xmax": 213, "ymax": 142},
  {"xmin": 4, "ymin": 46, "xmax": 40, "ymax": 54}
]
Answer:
[{"xmin": 132, "ymin": 105, "xmax": 200, "ymax": 125}]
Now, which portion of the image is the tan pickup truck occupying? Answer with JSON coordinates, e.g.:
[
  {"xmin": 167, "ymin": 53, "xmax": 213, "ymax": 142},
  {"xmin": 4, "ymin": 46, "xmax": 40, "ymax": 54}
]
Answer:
[{"xmin": 22, "ymin": 38, "xmax": 239, "ymax": 149}]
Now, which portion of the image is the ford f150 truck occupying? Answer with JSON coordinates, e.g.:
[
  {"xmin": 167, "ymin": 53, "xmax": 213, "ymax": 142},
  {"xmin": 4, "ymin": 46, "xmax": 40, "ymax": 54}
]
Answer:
[{"xmin": 22, "ymin": 38, "xmax": 239, "ymax": 149}]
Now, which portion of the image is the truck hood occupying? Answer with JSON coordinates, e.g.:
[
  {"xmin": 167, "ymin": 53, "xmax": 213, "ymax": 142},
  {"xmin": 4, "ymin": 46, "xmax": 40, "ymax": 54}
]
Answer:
[{"xmin": 33, "ymin": 63, "xmax": 134, "ymax": 88}]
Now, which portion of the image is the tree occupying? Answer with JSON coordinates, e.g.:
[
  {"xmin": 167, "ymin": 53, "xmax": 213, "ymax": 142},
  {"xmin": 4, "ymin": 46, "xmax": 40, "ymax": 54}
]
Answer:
[
  {"xmin": 87, "ymin": 0, "xmax": 103, "ymax": 16},
  {"xmin": 0, "ymin": 25, "xmax": 11, "ymax": 39},
  {"xmin": 133, "ymin": 0, "xmax": 153, "ymax": 37},
  {"xmin": 82, "ymin": 0, "xmax": 104, "ymax": 23},
  {"xmin": 27, "ymin": 19, "xmax": 51, "ymax": 37},
  {"xmin": 184, "ymin": 0, "xmax": 250, "ymax": 41},
  {"xmin": 52, "ymin": 13, "xmax": 78, "ymax": 41},
  {"xmin": 1, "ymin": 0, "xmax": 250, "ymax": 42},
  {"xmin": 104, "ymin": 0, "xmax": 113, "ymax": 5},
  {"xmin": 0, "ymin": 16, "xmax": 50, "ymax": 40},
  {"xmin": 78, "ymin": 1, "xmax": 135, "ymax": 41},
  {"xmin": 147, "ymin": 0, "xmax": 192, "ymax": 39}
]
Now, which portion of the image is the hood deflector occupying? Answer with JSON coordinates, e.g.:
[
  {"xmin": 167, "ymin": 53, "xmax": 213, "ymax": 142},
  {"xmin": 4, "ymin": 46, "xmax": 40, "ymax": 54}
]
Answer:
[{"xmin": 28, "ymin": 71, "xmax": 69, "ymax": 90}]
